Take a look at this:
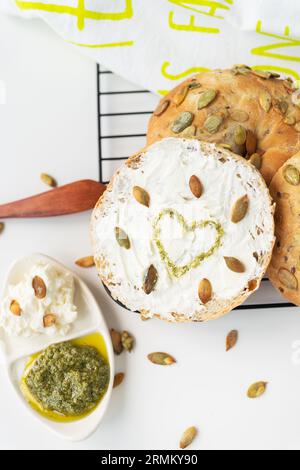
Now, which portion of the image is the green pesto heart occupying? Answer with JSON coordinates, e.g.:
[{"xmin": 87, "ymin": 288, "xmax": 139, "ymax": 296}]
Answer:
[{"xmin": 153, "ymin": 209, "xmax": 224, "ymax": 278}]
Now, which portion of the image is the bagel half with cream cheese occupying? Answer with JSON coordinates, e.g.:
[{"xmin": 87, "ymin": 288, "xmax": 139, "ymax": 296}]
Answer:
[{"xmin": 91, "ymin": 138, "xmax": 275, "ymax": 322}]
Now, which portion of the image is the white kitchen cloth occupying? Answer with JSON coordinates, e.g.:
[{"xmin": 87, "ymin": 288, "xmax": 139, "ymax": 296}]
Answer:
[{"xmin": 2, "ymin": 0, "xmax": 300, "ymax": 94}]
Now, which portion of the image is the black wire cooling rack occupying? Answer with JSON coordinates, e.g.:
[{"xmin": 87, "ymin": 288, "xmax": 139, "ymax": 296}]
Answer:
[
  {"xmin": 96, "ymin": 64, "xmax": 296, "ymax": 312},
  {"xmin": 97, "ymin": 64, "xmax": 156, "ymax": 184}
]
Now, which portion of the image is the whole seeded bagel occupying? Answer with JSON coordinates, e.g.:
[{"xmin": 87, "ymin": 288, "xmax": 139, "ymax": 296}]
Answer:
[
  {"xmin": 147, "ymin": 67, "xmax": 300, "ymax": 185},
  {"xmin": 91, "ymin": 138, "xmax": 275, "ymax": 322},
  {"xmin": 268, "ymin": 152, "xmax": 300, "ymax": 305}
]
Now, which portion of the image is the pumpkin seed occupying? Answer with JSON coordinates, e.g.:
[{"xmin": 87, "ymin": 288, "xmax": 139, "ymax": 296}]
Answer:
[
  {"xmin": 133, "ymin": 186, "xmax": 150, "ymax": 207},
  {"xmin": 283, "ymin": 165, "xmax": 300, "ymax": 186},
  {"xmin": 269, "ymin": 72, "xmax": 281, "ymax": 78},
  {"xmin": 113, "ymin": 373, "xmax": 125, "ymax": 389},
  {"xmin": 292, "ymin": 91, "xmax": 300, "ymax": 107},
  {"xmin": 284, "ymin": 79, "xmax": 295, "ymax": 92},
  {"xmin": 181, "ymin": 125, "xmax": 196, "ymax": 138},
  {"xmin": 189, "ymin": 81, "xmax": 201, "ymax": 90},
  {"xmin": 180, "ymin": 427, "xmax": 197, "ymax": 450},
  {"xmin": 148, "ymin": 352, "xmax": 176, "ymax": 366},
  {"xmin": 249, "ymin": 153, "xmax": 262, "ymax": 170},
  {"xmin": 0, "ymin": 222, "xmax": 4, "ymax": 234},
  {"xmin": 154, "ymin": 100, "xmax": 170, "ymax": 117},
  {"xmin": 224, "ymin": 257, "xmax": 246, "ymax": 273},
  {"xmin": 189, "ymin": 175, "xmax": 203, "ymax": 198},
  {"xmin": 171, "ymin": 112, "xmax": 194, "ymax": 134},
  {"xmin": 278, "ymin": 268, "xmax": 298, "ymax": 290},
  {"xmin": 259, "ymin": 91, "xmax": 272, "ymax": 112},
  {"xmin": 10, "ymin": 300, "xmax": 21, "ymax": 316},
  {"xmin": 234, "ymin": 64, "xmax": 251, "ymax": 70},
  {"xmin": 110, "ymin": 329, "xmax": 123, "ymax": 355},
  {"xmin": 231, "ymin": 142, "xmax": 247, "ymax": 158},
  {"xmin": 231, "ymin": 195, "xmax": 249, "ymax": 223},
  {"xmin": 144, "ymin": 265, "xmax": 158, "ymax": 295},
  {"xmin": 247, "ymin": 382, "xmax": 267, "ymax": 399},
  {"xmin": 115, "ymin": 227, "xmax": 131, "ymax": 250},
  {"xmin": 40, "ymin": 173, "xmax": 57, "ymax": 188},
  {"xmin": 121, "ymin": 331, "xmax": 134, "ymax": 352},
  {"xmin": 75, "ymin": 256, "xmax": 95, "ymax": 268},
  {"xmin": 275, "ymin": 99, "xmax": 288, "ymax": 114},
  {"xmin": 173, "ymin": 86, "xmax": 189, "ymax": 107},
  {"xmin": 246, "ymin": 131, "xmax": 257, "ymax": 156},
  {"xmin": 226, "ymin": 330, "xmax": 238, "ymax": 352},
  {"xmin": 219, "ymin": 144, "xmax": 232, "ymax": 151},
  {"xmin": 284, "ymin": 115, "xmax": 296, "ymax": 125},
  {"xmin": 234, "ymin": 125, "xmax": 247, "ymax": 146},
  {"xmin": 252, "ymin": 70, "xmax": 271, "ymax": 79},
  {"xmin": 197, "ymin": 89, "xmax": 217, "ymax": 110},
  {"xmin": 198, "ymin": 279, "xmax": 212, "ymax": 305},
  {"xmin": 230, "ymin": 110, "xmax": 249, "ymax": 122},
  {"xmin": 204, "ymin": 115, "xmax": 223, "ymax": 134},
  {"xmin": 238, "ymin": 68, "xmax": 251, "ymax": 76},
  {"xmin": 32, "ymin": 276, "xmax": 47, "ymax": 299},
  {"xmin": 233, "ymin": 65, "xmax": 251, "ymax": 76},
  {"xmin": 43, "ymin": 314, "xmax": 57, "ymax": 328}
]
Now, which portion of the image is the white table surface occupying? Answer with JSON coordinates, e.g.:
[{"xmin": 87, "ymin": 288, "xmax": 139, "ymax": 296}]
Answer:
[{"xmin": 1, "ymin": 12, "xmax": 300, "ymax": 451}]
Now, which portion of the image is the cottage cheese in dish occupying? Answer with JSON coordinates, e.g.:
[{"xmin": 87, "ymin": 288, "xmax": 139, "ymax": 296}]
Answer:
[
  {"xmin": 0, "ymin": 262, "xmax": 77, "ymax": 337},
  {"xmin": 92, "ymin": 138, "xmax": 275, "ymax": 322}
]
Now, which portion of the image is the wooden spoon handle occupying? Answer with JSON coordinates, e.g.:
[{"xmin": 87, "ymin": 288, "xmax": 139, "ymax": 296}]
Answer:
[{"xmin": 0, "ymin": 180, "xmax": 106, "ymax": 218}]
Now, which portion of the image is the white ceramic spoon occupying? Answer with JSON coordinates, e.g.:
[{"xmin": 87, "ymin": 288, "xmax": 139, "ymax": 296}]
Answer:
[{"xmin": 0, "ymin": 254, "xmax": 114, "ymax": 442}]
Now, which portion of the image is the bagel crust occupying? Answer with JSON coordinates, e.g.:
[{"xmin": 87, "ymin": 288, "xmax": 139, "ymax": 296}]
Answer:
[
  {"xmin": 268, "ymin": 152, "xmax": 300, "ymax": 305},
  {"xmin": 91, "ymin": 139, "xmax": 275, "ymax": 323},
  {"xmin": 147, "ymin": 67, "xmax": 300, "ymax": 185}
]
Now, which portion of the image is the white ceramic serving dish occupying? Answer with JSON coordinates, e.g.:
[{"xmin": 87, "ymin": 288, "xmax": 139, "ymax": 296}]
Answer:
[{"xmin": 0, "ymin": 254, "xmax": 114, "ymax": 442}]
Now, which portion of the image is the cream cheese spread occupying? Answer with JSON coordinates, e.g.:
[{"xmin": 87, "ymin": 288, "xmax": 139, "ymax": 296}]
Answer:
[
  {"xmin": 92, "ymin": 138, "xmax": 275, "ymax": 321},
  {"xmin": 0, "ymin": 262, "xmax": 77, "ymax": 337}
]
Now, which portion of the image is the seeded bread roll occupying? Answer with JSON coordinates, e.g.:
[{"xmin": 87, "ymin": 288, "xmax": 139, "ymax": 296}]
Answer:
[
  {"xmin": 91, "ymin": 138, "xmax": 275, "ymax": 322},
  {"xmin": 268, "ymin": 152, "xmax": 300, "ymax": 305},
  {"xmin": 147, "ymin": 67, "xmax": 300, "ymax": 185}
]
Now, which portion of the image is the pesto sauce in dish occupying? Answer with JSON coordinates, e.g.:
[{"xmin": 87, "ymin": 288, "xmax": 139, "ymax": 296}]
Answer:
[{"xmin": 25, "ymin": 341, "xmax": 110, "ymax": 417}]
